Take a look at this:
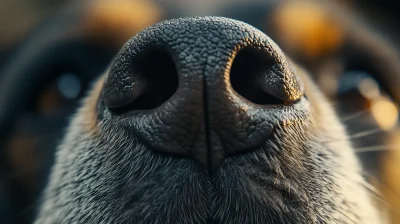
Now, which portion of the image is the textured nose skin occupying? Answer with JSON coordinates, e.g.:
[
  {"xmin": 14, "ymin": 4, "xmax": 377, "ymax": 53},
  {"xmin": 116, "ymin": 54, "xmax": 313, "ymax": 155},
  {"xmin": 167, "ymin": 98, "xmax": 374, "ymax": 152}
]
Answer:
[{"xmin": 103, "ymin": 17, "xmax": 305, "ymax": 172}]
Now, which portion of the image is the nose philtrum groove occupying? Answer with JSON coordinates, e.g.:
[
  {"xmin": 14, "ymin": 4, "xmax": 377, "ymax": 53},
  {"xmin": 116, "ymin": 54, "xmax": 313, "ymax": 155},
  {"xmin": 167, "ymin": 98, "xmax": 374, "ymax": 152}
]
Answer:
[
  {"xmin": 104, "ymin": 17, "xmax": 306, "ymax": 173},
  {"xmin": 202, "ymin": 57, "xmax": 213, "ymax": 173}
]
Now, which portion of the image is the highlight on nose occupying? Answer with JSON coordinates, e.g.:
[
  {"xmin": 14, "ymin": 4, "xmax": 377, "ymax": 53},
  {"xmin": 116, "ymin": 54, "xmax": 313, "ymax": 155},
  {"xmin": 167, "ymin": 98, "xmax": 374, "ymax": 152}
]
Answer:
[{"xmin": 102, "ymin": 17, "xmax": 307, "ymax": 172}]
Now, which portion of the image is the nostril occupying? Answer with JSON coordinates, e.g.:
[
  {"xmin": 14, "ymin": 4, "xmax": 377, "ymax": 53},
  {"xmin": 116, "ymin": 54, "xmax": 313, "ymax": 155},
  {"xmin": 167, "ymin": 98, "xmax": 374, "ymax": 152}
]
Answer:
[
  {"xmin": 105, "ymin": 47, "xmax": 179, "ymax": 111},
  {"xmin": 230, "ymin": 48, "xmax": 286, "ymax": 105},
  {"xmin": 127, "ymin": 48, "xmax": 178, "ymax": 110}
]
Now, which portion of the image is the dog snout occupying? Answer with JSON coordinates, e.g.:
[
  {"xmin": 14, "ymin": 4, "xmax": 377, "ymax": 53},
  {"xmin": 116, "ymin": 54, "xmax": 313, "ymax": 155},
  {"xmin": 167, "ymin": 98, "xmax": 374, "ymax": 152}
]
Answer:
[{"xmin": 103, "ymin": 17, "xmax": 306, "ymax": 172}]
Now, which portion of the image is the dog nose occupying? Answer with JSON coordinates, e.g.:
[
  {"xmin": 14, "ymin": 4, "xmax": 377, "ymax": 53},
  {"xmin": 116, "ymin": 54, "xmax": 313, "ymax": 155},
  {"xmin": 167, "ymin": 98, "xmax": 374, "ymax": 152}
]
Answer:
[{"xmin": 103, "ymin": 17, "xmax": 305, "ymax": 172}]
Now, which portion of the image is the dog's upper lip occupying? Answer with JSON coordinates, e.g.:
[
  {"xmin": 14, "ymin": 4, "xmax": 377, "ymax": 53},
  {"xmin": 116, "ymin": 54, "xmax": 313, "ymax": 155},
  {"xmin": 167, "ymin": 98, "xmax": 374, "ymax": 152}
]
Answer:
[{"xmin": 101, "ymin": 17, "xmax": 310, "ymax": 172}]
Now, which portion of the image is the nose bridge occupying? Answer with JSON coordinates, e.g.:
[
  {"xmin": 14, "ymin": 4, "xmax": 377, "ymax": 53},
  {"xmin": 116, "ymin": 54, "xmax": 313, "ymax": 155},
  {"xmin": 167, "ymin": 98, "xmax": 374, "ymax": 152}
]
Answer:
[
  {"xmin": 104, "ymin": 17, "xmax": 305, "ymax": 172},
  {"xmin": 161, "ymin": 18, "xmax": 251, "ymax": 170}
]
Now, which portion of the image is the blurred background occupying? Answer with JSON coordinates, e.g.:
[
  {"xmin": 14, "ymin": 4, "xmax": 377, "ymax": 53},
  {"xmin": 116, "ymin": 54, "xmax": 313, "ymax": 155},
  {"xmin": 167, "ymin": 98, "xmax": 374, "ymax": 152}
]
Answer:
[{"xmin": 0, "ymin": 0, "xmax": 399, "ymax": 223}]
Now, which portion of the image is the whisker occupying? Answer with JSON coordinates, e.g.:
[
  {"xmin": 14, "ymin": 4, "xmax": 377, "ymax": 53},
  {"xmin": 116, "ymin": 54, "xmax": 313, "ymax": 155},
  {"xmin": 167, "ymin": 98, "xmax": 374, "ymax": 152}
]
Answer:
[
  {"xmin": 349, "ymin": 128, "xmax": 384, "ymax": 139},
  {"xmin": 340, "ymin": 109, "xmax": 369, "ymax": 122},
  {"xmin": 322, "ymin": 128, "xmax": 385, "ymax": 143},
  {"xmin": 355, "ymin": 144, "xmax": 400, "ymax": 153},
  {"xmin": 360, "ymin": 179, "xmax": 385, "ymax": 199}
]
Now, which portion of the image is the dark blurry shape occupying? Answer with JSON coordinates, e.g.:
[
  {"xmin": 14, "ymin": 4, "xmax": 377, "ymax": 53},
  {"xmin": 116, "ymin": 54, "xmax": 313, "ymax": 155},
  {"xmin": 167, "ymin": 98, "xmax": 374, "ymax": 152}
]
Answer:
[
  {"xmin": 0, "ymin": 0, "xmax": 67, "ymax": 51},
  {"xmin": 215, "ymin": 1, "xmax": 276, "ymax": 31},
  {"xmin": 36, "ymin": 73, "xmax": 82, "ymax": 116},
  {"xmin": 0, "ymin": 1, "xmax": 164, "ymax": 223},
  {"xmin": 266, "ymin": 1, "xmax": 400, "ymax": 222},
  {"xmin": 269, "ymin": 1, "xmax": 400, "ymax": 106}
]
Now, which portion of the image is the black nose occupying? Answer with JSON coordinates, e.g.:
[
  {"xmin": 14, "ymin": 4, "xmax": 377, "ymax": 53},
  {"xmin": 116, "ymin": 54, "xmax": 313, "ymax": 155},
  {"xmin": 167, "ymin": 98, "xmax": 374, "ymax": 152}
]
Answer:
[{"xmin": 103, "ymin": 17, "xmax": 305, "ymax": 172}]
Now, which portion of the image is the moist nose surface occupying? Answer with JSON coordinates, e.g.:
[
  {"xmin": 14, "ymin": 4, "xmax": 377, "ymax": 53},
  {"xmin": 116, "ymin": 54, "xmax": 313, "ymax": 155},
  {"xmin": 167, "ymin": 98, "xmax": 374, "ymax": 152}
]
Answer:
[{"xmin": 103, "ymin": 17, "xmax": 305, "ymax": 172}]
